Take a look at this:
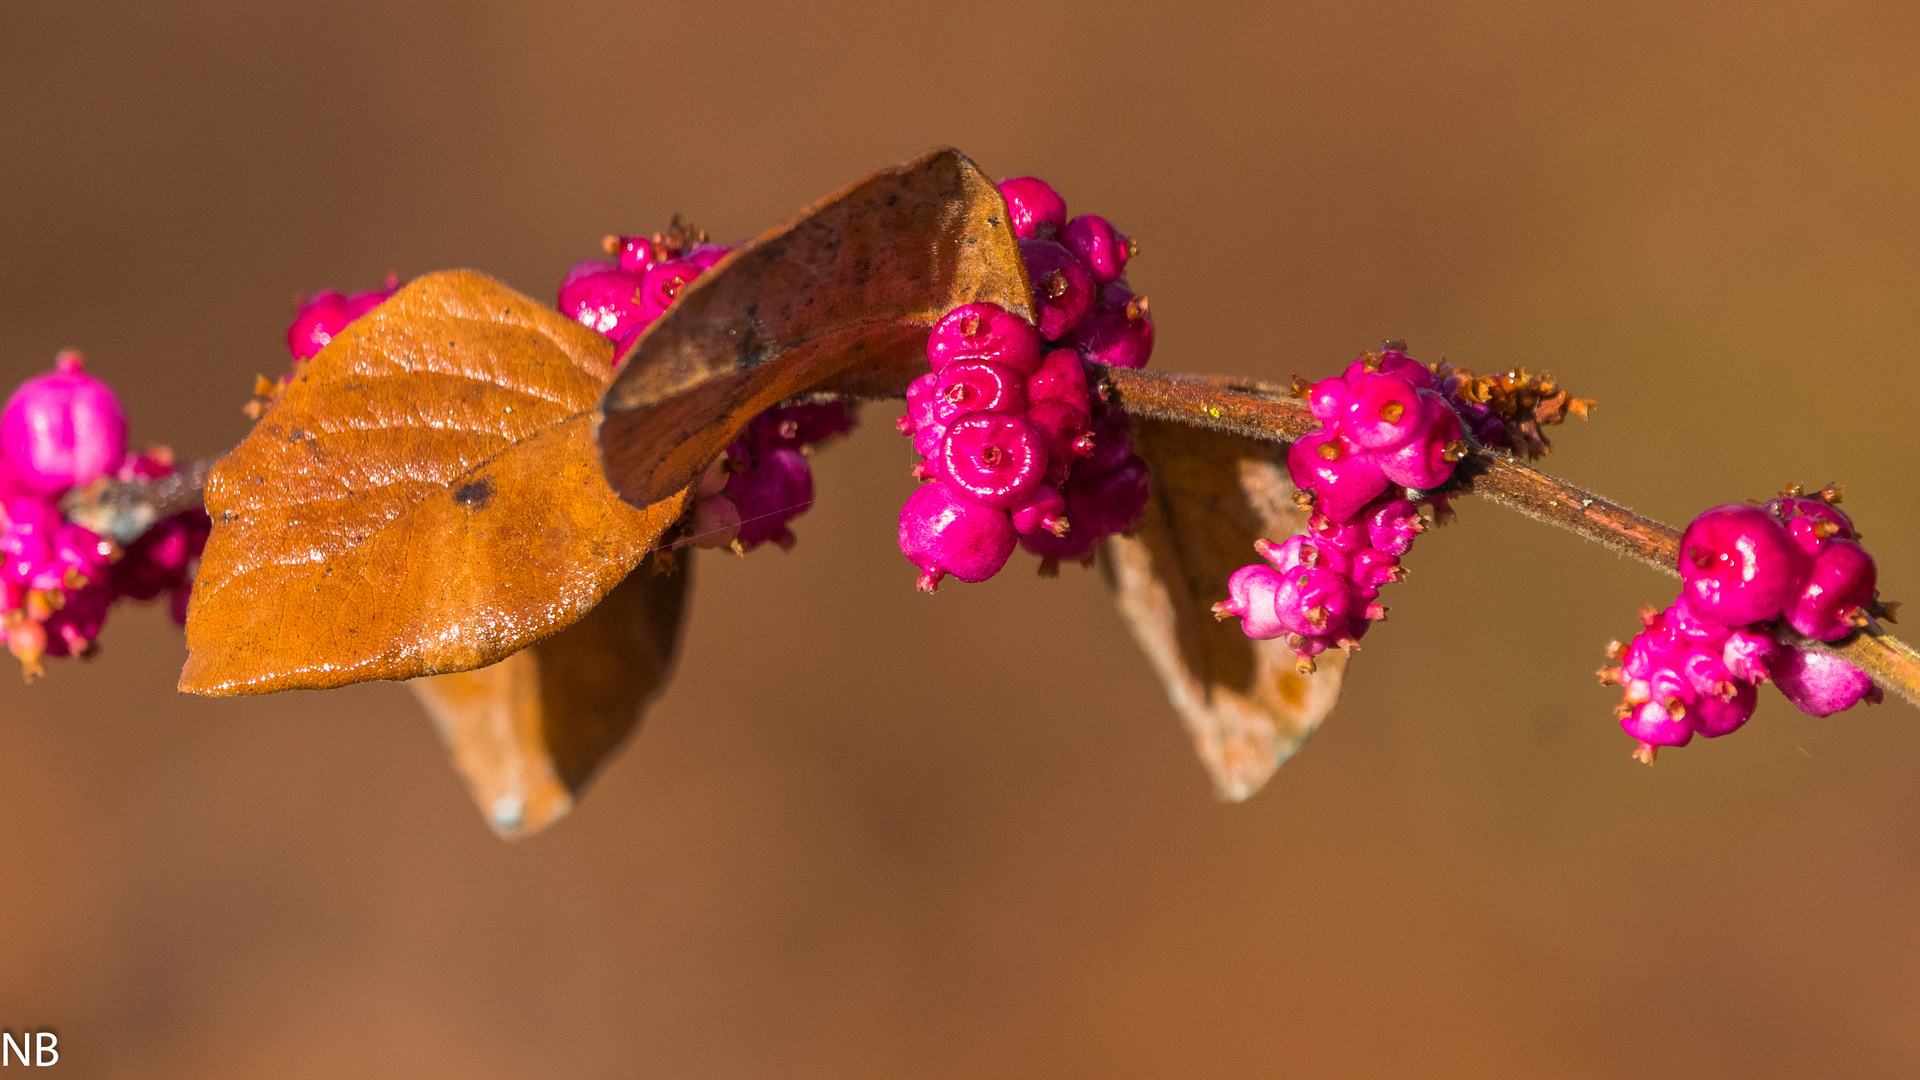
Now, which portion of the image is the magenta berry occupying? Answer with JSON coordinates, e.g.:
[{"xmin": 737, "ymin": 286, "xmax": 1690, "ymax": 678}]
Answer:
[
  {"xmin": 287, "ymin": 277, "xmax": 398, "ymax": 361},
  {"xmin": 1023, "ymin": 349, "xmax": 1089, "ymax": 410},
  {"xmin": 1216, "ymin": 564, "xmax": 1289, "ymax": 640},
  {"xmin": 1009, "ymin": 484, "xmax": 1068, "ymax": 537},
  {"xmin": 1772, "ymin": 648, "xmax": 1882, "ymax": 718},
  {"xmin": 1365, "ymin": 499, "xmax": 1423, "ymax": 556},
  {"xmin": 997, "ymin": 177, "xmax": 1067, "ymax": 239},
  {"xmin": 1019, "ymin": 239, "xmax": 1096, "ymax": 340},
  {"xmin": 1026, "ymin": 401, "xmax": 1093, "ymax": 483},
  {"xmin": 931, "ymin": 361, "xmax": 1027, "ymax": 425},
  {"xmin": 1678, "ymin": 504, "xmax": 1807, "ymax": 627},
  {"xmin": 1061, "ymin": 215, "xmax": 1132, "ymax": 284},
  {"xmin": 927, "ymin": 303, "xmax": 1045, "ymax": 376},
  {"xmin": 607, "ymin": 235, "xmax": 658, "ymax": 274},
  {"xmin": 937, "ymin": 414, "xmax": 1048, "ymax": 509},
  {"xmin": 1375, "ymin": 391, "xmax": 1463, "ymax": 490},
  {"xmin": 557, "ymin": 262, "xmax": 645, "ymax": 338},
  {"xmin": 1785, "ymin": 538, "xmax": 1876, "ymax": 641},
  {"xmin": 1059, "ymin": 285, "xmax": 1154, "ymax": 370},
  {"xmin": 1287, "ymin": 429, "xmax": 1389, "ymax": 524},
  {"xmin": 1340, "ymin": 372, "xmax": 1428, "ymax": 452},
  {"xmin": 639, "ymin": 257, "xmax": 706, "ymax": 320},
  {"xmin": 899, "ymin": 480, "xmax": 1018, "ymax": 591},
  {"xmin": 2, "ymin": 352, "xmax": 128, "ymax": 498}
]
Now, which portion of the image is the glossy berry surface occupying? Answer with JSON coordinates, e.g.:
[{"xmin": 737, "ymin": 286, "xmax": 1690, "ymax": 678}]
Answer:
[
  {"xmin": 2, "ymin": 352, "xmax": 128, "ymax": 498},
  {"xmin": 1678, "ymin": 504, "xmax": 1808, "ymax": 627}
]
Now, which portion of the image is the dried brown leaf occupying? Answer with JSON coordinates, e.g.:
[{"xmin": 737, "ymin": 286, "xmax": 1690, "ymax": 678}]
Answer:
[
  {"xmin": 1102, "ymin": 418, "xmax": 1346, "ymax": 800},
  {"xmin": 410, "ymin": 560, "xmax": 691, "ymax": 838},
  {"xmin": 598, "ymin": 146, "xmax": 1031, "ymax": 508},
  {"xmin": 181, "ymin": 270, "xmax": 688, "ymax": 695}
]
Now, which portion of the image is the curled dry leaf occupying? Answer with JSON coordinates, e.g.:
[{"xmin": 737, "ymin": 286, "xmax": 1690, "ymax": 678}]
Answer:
[
  {"xmin": 1102, "ymin": 418, "xmax": 1346, "ymax": 800},
  {"xmin": 598, "ymin": 146, "xmax": 1032, "ymax": 509},
  {"xmin": 410, "ymin": 560, "xmax": 691, "ymax": 838},
  {"xmin": 180, "ymin": 270, "xmax": 689, "ymax": 695}
]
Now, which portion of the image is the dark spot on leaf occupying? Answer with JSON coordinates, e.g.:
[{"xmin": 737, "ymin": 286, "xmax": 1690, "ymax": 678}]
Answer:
[
  {"xmin": 288, "ymin": 428, "xmax": 311, "ymax": 443},
  {"xmin": 453, "ymin": 478, "xmax": 496, "ymax": 510}
]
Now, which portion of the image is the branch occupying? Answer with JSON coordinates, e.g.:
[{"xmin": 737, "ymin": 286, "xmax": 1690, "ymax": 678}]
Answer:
[
  {"xmin": 59, "ymin": 459, "xmax": 213, "ymax": 544},
  {"xmin": 1100, "ymin": 366, "xmax": 1920, "ymax": 709},
  {"xmin": 81, "ymin": 368, "xmax": 1920, "ymax": 708}
]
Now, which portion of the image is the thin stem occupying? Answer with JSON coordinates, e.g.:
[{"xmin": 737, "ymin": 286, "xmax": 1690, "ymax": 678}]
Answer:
[
  {"xmin": 59, "ymin": 459, "xmax": 213, "ymax": 544},
  {"xmin": 1100, "ymin": 366, "xmax": 1920, "ymax": 710},
  {"xmin": 96, "ymin": 368, "xmax": 1920, "ymax": 708}
]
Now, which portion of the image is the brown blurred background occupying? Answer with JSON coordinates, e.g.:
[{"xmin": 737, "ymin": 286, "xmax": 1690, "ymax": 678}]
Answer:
[{"xmin": 4, "ymin": 0, "xmax": 1920, "ymax": 1075}]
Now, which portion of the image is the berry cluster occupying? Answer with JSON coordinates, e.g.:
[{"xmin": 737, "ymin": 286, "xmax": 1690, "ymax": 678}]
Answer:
[
  {"xmin": 1600, "ymin": 491, "xmax": 1887, "ymax": 761},
  {"xmin": 1215, "ymin": 346, "xmax": 1464, "ymax": 669},
  {"xmin": 2, "ymin": 353, "xmax": 208, "ymax": 679},
  {"xmin": 896, "ymin": 177, "xmax": 1154, "ymax": 590},
  {"xmin": 558, "ymin": 226, "xmax": 853, "ymax": 553}
]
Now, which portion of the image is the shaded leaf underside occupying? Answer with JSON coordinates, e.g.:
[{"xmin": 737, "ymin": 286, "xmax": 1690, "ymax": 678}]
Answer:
[{"xmin": 1103, "ymin": 418, "xmax": 1346, "ymax": 800}]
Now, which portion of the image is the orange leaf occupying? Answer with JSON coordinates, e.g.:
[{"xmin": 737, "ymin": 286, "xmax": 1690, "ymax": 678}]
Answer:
[
  {"xmin": 410, "ymin": 560, "xmax": 691, "ymax": 838},
  {"xmin": 1102, "ymin": 418, "xmax": 1346, "ymax": 800},
  {"xmin": 180, "ymin": 270, "xmax": 688, "ymax": 695},
  {"xmin": 598, "ymin": 146, "xmax": 1031, "ymax": 509}
]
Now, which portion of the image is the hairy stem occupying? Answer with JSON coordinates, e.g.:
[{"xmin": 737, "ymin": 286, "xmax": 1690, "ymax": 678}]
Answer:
[
  {"xmin": 1100, "ymin": 366, "xmax": 1920, "ymax": 709},
  {"xmin": 88, "ymin": 368, "xmax": 1920, "ymax": 708}
]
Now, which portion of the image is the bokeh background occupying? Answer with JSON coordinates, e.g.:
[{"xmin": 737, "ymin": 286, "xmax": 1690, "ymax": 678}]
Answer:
[{"xmin": 4, "ymin": 1, "xmax": 1920, "ymax": 1075}]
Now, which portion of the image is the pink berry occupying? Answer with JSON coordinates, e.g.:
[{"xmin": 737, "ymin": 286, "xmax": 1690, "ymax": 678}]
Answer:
[
  {"xmin": 1308, "ymin": 514, "xmax": 1368, "ymax": 554},
  {"xmin": 1375, "ymin": 391, "xmax": 1463, "ymax": 490},
  {"xmin": 1350, "ymin": 549, "xmax": 1402, "ymax": 590},
  {"xmin": 608, "ymin": 235, "xmax": 658, "ymax": 274},
  {"xmin": 639, "ymin": 258, "xmax": 706, "ymax": 320},
  {"xmin": 286, "ymin": 291, "xmax": 350, "ymax": 361},
  {"xmin": 1023, "ymin": 349, "xmax": 1089, "ymax": 410},
  {"xmin": 1060, "ymin": 454, "xmax": 1150, "ymax": 537},
  {"xmin": 1369, "ymin": 349, "xmax": 1437, "ymax": 391},
  {"xmin": 1255, "ymin": 534, "xmax": 1351, "ymax": 578},
  {"xmin": 1721, "ymin": 627, "xmax": 1781, "ymax": 683},
  {"xmin": 1621, "ymin": 701, "xmax": 1693, "ymax": 749},
  {"xmin": 1, "ymin": 353, "xmax": 127, "ymax": 498},
  {"xmin": 1340, "ymin": 372, "xmax": 1428, "ymax": 452},
  {"xmin": 1273, "ymin": 565, "xmax": 1354, "ymax": 638},
  {"xmin": 1059, "ymin": 285, "xmax": 1154, "ymax": 370},
  {"xmin": 1075, "ymin": 403, "xmax": 1134, "ymax": 477},
  {"xmin": 1364, "ymin": 498, "xmax": 1423, "ymax": 556},
  {"xmin": 1306, "ymin": 378, "xmax": 1348, "ymax": 424},
  {"xmin": 1217, "ymin": 563, "xmax": 1290, "ymax": 640},
  {"xmin": 1690, "ymin": 678, "xmax": 1758, "ymax": 738},
  {"xmin": 685, "ymin": 243, "xmax": 730, "ymax": 270},
  {"xmin": 928, "ymin": 303, "xmax": 1045, "ymax": 376},
  {"xmin": 1061, "ymin": 215, "xmax": 1132, "ymax": 285},
  {"xmin": 899, "ymin": 480, "xmax": 1018, "ymax": 590},
  {"xmin": 1764, "ymin": 494, "xmax": 1855, "ymax": 555},
  {"xmin": 931, "ymin": 361, "xmax": 1027, "ymax": 426},
  {"xmin": 905, "ymin": 372, "xmax": 939, "ymax": 433},
  {"xmin": 1019, "ymin": 239, "xmax": 1096, "ymax": 340},
  {"xmin": 1287, "ymin": 428, "xmax": 1389, "ymax": 523},
  {"xmin": 1009, "ymin": 484, "xmax": 1068, "ymax": 537},
  {"xmin": 1026, "ymin": 401, "xmax": 1094, "ymax": 483},
  {"xmin": 727, "ymin": 445, "xmax": 813, "ymax": 552},
  {"xmin": 558, "ymin": 263, "xmax": 645, "ymax": 339},
  {"xmin": 1772, "ymin": 648, "xmax": 1881, "ymax": 717},
  {"xmin": 1784, "ymin": 538, "xmax": 1876, "ymax": 642},
  {"xmin": 938, "ymin": 414, "xmax": 1048, "ymax": 509},
  {"xmin": 1678, "ymin": 504, "xmax": 1808, "ymax": 627},
  {"xmin": 997, "ymin": 177, "xmax": 1067, "ymax": 239}
]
